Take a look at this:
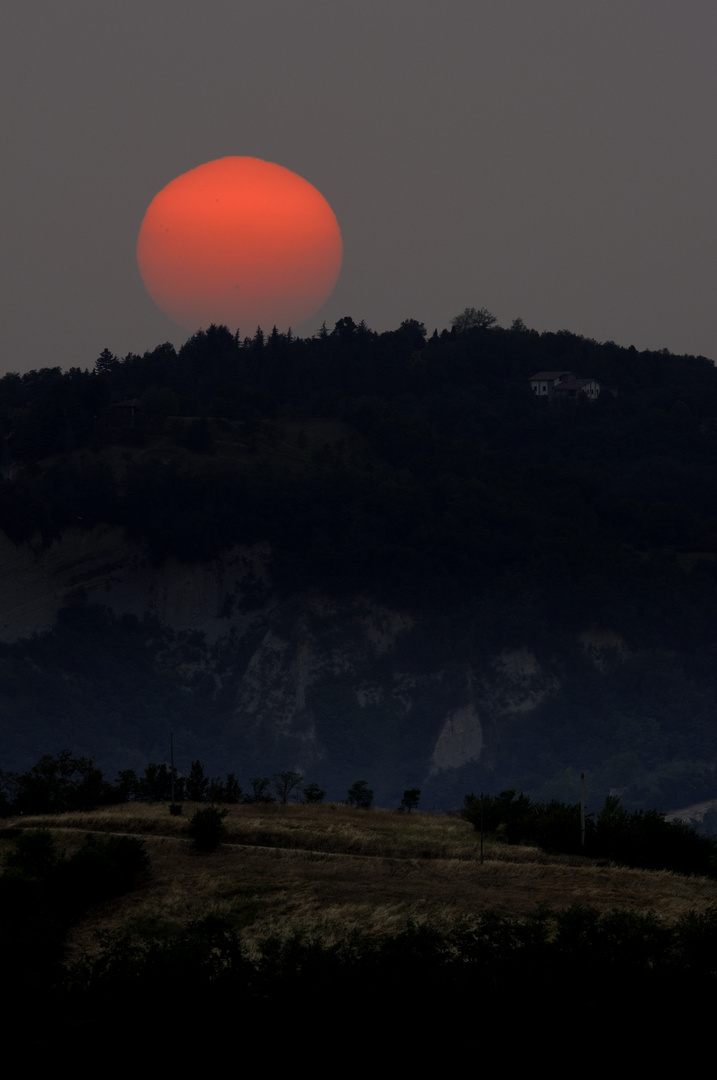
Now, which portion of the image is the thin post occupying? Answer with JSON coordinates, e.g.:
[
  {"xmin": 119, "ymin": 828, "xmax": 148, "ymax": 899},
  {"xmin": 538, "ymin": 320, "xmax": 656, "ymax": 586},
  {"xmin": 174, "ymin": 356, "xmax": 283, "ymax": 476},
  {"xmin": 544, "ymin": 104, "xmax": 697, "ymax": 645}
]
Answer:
[
  {"xmin": 170, "ymin": 732, "xmax": 175, "ymax": 805},
  {"xmin": 480, "ymin": 791, "xmax": 484, "ymax": 866},
  {"xmin": 580, "ymin": 771, "xmax": 585, "ymax": 849}
]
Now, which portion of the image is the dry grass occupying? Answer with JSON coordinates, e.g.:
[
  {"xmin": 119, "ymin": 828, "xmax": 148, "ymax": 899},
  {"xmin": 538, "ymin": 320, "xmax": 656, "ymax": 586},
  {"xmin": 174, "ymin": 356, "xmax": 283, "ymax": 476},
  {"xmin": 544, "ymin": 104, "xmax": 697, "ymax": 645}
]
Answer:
[{"xmin": 3, "ymin": 801, "xmax": 716, "ymax": 960}]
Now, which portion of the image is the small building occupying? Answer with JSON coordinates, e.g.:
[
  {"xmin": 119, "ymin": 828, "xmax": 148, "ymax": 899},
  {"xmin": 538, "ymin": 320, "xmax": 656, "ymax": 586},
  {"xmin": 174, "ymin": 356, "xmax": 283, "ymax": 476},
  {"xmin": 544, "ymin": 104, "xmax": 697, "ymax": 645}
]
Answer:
[
  {"xmin": 529, "ymin": 371, "xmax": 575, "ymax": 398},
  {"xmin": 529, "ymin": 371, "xmax": 603, "ymax": 401},
  {"xmin": 553, "ymin": 376, "xmax": 601, "ymax": 401}
]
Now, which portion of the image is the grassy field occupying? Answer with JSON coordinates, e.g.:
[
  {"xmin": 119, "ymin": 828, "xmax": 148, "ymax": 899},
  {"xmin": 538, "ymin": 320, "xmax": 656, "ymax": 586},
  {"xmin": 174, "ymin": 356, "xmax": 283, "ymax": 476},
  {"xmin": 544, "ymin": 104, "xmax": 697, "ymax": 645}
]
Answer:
[{"xmin": 4, "ymin": 800, "xmax": 716, "ymax": 962}]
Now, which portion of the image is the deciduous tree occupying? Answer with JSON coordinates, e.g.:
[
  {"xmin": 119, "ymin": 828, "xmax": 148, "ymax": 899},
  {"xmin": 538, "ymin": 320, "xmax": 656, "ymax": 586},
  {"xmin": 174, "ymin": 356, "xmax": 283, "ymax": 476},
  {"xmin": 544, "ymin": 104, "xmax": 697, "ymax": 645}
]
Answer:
[
  {"xmin": 450, "ymin": 307, "xmax": 497, "ymax": 333},
  {"xmin": 273, "ymin": 771, "xmax": 303, "ymax": 804},
  {"xmin": 399, "ymin": 788, "xmax": 421, "ymax": 813},
  {"xmin": 243, "ymin": 777, "xmax": 274, "ymax": 804},
  {"xmin": 346, "ymin": 780, "xmax": 373, "ymax": 809}
]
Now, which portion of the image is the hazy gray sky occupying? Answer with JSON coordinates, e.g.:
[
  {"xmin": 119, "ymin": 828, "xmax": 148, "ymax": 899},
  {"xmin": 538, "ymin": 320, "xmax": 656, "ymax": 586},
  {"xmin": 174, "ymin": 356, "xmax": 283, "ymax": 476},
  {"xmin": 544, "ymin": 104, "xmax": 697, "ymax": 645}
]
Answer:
[{"xmin": 3, "ymin": 1, "xmax": 716, "ymax": 373}]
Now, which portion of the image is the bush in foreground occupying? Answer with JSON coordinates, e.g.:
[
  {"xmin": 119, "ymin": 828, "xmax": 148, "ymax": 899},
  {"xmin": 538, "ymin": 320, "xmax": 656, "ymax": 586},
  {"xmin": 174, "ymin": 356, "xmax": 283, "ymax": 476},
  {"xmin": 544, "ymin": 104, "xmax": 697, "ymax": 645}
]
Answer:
[
  {"xmin": 59, "ymin": 905, "xmax": 717, "ymax": 1036},
  {"xmin": 188, "ymin": 806, "xmax": 228, "ymax": 852}
]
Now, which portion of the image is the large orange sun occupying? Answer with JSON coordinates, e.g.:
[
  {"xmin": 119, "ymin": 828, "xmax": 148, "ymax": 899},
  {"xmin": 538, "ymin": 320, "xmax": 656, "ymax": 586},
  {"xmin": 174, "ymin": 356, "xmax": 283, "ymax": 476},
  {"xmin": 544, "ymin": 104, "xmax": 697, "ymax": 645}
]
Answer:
[{"xmin": 137, "ymin": 157, "xmax": 343, "ymax": 334}]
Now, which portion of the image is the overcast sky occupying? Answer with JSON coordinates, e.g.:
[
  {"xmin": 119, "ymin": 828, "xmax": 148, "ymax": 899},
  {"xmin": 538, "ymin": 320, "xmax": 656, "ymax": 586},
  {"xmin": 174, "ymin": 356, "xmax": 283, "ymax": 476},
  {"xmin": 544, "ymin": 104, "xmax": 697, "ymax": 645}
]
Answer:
[{"xmin": 3, "ymin": 1, "xmax": 716, "ymax": 374}]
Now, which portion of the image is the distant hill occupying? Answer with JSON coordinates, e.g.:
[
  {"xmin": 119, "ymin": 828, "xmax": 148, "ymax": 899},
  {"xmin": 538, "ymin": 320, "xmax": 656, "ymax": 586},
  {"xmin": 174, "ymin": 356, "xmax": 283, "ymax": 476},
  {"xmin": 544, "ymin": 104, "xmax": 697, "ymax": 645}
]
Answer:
[{"xmin": 1, "ymin": 316, "xmax": 717, "ymax": 811}]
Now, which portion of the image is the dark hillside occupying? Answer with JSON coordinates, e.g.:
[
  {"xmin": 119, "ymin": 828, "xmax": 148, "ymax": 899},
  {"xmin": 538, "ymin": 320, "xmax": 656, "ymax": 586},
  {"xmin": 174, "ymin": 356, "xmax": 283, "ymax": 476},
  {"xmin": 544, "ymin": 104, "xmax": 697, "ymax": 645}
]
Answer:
[{"xmin": 1, "ymin": 315, "xmax": 717, "ymax": 811}]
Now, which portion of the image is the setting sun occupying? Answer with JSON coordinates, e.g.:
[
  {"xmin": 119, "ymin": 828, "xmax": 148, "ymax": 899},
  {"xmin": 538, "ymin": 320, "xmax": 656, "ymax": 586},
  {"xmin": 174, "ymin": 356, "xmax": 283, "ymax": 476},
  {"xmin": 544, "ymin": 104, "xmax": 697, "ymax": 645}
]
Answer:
[{"xmin": 137, "ymin": 157, "xmax": 343, "ymax": 334}]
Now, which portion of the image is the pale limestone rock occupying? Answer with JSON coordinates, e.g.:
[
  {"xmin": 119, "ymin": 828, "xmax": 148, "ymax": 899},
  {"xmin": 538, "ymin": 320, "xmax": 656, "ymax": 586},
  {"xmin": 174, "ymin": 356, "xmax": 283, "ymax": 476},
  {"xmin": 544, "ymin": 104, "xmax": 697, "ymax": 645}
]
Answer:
[
  {"xmin": 430, "ymin": 705, "xmax": 483, "ymax": 773},
  {"xmin": 0, "ymin": 526, "xmax": 270, "ymax": 644}
]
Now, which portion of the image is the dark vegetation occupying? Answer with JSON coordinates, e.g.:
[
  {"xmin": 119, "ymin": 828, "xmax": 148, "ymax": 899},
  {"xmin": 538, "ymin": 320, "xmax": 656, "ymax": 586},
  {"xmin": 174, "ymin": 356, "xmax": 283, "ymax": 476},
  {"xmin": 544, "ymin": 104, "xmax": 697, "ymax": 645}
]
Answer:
[
  {"xmin": 62, "ymin": 906, "xmax": 717, "ymax": 1035},
  {"xmin": 3, "ymin": 750, "xmax": 716, "ymax": 875},
  {"xmin": 187, "ymin": 806, "xmax": 228, "ymax": 851},
  {"xmin": 3, "ymin": 803, "xmax": 717, "ymax": 1038},
  {"xmin": 346, "ymin": 779, "xmax": 374, "ymax": 809},
  {"xmin": 462, "ymin": 790, "xmax": 717, "ymax": 876},
  {"xmin": 0, "ymin": 751, "xmax": 332, "ymax": 816},
  {"xmin": 4, "ymin": 318, "xmax": 717, "ymax": 619},
  {"xmin": 2, "ymin": 315, "xmax": 717, "ymax": 808},
  {"xmin": 0, "ymin": 826, "xmax": 148, "ymax": 1000}
]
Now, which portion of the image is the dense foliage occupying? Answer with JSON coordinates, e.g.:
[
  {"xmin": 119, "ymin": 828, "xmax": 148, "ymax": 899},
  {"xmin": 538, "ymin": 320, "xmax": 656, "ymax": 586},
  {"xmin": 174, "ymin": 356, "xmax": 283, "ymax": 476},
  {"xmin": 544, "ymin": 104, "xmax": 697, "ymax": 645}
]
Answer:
[
  {"xmin": 0, "ymin": 827, "xmax": 148, "ymax": 998},
  {"xmin": 462, "ymin": 790, "xmax": 717, "ymax": 876},
  {"xmin": 18, "ymin": 906, "xmax": 717, "ymax": 1038},
  {"xmin": 3, "ymin": 318, "xmax": 717, "ymax": 631},
  {"xmin": 187, "ymin": 806, "xmax": 229, "ymax": 852}
]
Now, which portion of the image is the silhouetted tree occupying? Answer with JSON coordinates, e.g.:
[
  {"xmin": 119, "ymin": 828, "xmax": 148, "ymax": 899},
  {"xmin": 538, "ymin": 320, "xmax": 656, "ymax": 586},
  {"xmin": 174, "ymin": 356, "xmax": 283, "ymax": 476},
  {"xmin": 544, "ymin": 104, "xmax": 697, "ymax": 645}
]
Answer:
[
  {"xmin": 14, "ymin": 751, "xmax": 105, "ymax": 814},
  {"xmin": 243, "ymin": 777, "xmax": 274, "ymax": 804},
  {"xmin": 185, "ymin": 760, "xmax": 209, "ymax": 802},
  {"xmin": 347, "ymin": 780, "xmax": 373, "ymax": 809},
  {"xmin": 273, "ymin": 771, "xmax": 303, "ymax": 804},
  {"xmin": 302, "ymin": 782, "xmax": 326, "ymax": 804},
  {"xmin": 223, "ymin": 773, "xmax": 243, "ymax": 804},
  {"xmin": 451, "ymin": 307, "xmax": 497, "ymax": 333},
  {"xmin": 399, "ymin": 788, "xmax": 421, "ymax": 813},
  {"xmin": 137, "ymin": 763, "xmax": 175, "ymax": 802}
]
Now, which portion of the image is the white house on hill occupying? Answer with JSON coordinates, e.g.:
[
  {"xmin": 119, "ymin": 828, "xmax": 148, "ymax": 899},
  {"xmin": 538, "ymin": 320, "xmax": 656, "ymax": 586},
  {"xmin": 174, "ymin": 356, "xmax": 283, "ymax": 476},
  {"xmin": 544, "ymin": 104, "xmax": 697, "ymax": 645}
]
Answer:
[
  {"xmin": 529, "ymin": 371, "xmax": 602, "ymax": 401},
  {"xmin": 529, "ymin": 371, "xmax": 575, "ymax": 398}
]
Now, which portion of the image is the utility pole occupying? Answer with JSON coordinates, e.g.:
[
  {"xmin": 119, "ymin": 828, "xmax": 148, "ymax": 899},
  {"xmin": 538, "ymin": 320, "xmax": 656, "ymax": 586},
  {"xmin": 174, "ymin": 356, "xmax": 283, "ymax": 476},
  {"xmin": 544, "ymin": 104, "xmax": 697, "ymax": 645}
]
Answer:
[
  {"xmin": 169, "ymin": 732, "xmax": 182, "ymax": 814},
  {"xmin": 580, "ymin": 772, "xmax": 585, "ymax": 849},
  {"xmin": 170, "ymin": 732, "xmax": 175, "ymax": 805}
]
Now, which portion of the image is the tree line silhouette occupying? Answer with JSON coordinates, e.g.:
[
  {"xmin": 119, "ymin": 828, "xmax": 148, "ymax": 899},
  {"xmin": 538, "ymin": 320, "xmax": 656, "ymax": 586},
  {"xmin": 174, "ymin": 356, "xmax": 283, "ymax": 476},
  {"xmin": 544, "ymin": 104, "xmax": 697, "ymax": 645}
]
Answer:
[{"xmin": 0, "ymin": 751, "xmax": 337, "ymax": 816}]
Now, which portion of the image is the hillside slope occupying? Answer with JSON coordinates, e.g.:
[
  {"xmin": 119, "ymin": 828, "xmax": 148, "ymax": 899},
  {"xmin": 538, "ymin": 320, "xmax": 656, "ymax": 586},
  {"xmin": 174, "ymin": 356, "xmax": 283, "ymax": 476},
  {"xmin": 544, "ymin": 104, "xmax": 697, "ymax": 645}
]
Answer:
[{"xmin": 2, "ymin": 320, "xmax": 717, "ymax": 811}]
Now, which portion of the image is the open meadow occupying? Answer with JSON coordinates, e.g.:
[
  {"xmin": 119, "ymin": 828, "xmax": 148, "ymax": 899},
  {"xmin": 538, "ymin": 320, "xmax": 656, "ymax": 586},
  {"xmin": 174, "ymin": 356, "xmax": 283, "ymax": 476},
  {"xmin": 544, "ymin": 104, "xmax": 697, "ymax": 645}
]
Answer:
[{"xmin": 4, "ymin": 800, "xmax": 716, "ymax": 961}]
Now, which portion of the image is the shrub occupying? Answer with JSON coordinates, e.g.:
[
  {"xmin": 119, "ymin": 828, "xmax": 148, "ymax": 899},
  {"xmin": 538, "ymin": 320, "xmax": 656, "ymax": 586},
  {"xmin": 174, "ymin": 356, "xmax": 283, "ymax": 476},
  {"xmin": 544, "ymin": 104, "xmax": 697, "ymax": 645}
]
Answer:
[
  {"xmin": 3, "ymin": 829, "xmax": 59, "ymax": 880},
  {"xmin": 302, "ymin": 782, "xmax": 326, "ymax": 804},
  {"xmin": 188, "ymin": 807, "xmax": 229, "ymax": 852}
]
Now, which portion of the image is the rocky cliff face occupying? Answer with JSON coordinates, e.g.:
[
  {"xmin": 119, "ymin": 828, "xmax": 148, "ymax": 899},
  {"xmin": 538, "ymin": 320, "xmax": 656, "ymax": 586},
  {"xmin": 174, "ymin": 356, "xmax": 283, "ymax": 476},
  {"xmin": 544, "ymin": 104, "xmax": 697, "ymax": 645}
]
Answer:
[
  {"xmin": 0, "ymin": 525, "xmax": 586, "ymax": 800},
  {"xmin": 0, "ymin": 525, "xmax": 271, "ymax": 644}
]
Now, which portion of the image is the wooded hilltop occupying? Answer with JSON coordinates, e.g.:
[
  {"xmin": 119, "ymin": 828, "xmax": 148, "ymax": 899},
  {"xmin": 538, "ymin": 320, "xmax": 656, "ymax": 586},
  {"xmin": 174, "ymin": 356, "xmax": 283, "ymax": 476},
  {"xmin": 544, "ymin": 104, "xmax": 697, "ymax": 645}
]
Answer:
[{"xmin": 2, "ymin": 311, "xmax": 717, "ymax": 815}]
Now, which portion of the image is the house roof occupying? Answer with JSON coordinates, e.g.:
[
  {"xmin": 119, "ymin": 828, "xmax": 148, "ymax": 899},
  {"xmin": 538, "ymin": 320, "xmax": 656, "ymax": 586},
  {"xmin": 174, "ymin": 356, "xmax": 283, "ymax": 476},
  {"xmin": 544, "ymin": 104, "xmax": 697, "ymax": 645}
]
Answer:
[
  {"xmin": 528, "ymin": 370, "xmax": 574, "ymax": 381},
  {"xmin": 554, "ymin": 377, "xmax": 590, "ymax": 389}
]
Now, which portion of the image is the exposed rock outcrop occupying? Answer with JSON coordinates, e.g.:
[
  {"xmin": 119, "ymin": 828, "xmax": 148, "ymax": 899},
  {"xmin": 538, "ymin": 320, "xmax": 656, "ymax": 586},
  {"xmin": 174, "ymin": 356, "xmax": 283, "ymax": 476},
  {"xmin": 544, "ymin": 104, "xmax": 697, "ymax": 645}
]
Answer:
[
  {"xmin": 0, "ymin": 527, "xmax": 627, "ymax": 799},
  {"xmin": 0, "ymin": 526, "xmax": 271, "ymax": 644}
]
